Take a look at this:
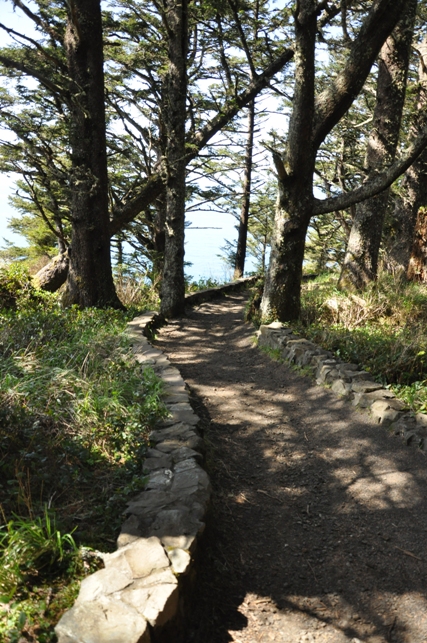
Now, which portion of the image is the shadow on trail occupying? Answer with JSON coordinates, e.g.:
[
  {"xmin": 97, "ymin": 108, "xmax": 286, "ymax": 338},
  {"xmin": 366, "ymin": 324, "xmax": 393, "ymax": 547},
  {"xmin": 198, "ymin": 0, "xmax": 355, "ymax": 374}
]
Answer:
[{"xmin": 155, "ymin": 295, "xmax": 427, "ymax": 643}]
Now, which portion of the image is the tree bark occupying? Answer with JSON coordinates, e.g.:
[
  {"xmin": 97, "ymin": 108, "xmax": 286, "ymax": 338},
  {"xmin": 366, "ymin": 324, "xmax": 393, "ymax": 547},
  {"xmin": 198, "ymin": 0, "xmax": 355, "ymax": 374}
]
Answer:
[
  {"xmin": 32, "ymin": 251, "xmax": 69, "ymax": 292},
  {"xmin": 407, "ymin": 207, "xmax": 427, "ymax": 281},
  {"xmin": 261, "ymin": 0, "xmax": 408, "ymax": 322},
  {"xmin": 64, "ymin": 0, "xmax": 121, "ymax": 308},
  {"xmin": 260, "ymin": 0, "xmax": 317, "ymax": 322},
  {"xmin": 234, "ymin": 98, "xmax": 255, "ymax": 279},
  {"xmin": 159, "ymin": 0, "xmax": 188, "ymax": 318},
  {"xmin": 339, "ymin": 0, "xmax": 416, "ymax": 290},
  {"xmin": 384, "ymin": 36, "xmax": 427, "ymax": 275}
]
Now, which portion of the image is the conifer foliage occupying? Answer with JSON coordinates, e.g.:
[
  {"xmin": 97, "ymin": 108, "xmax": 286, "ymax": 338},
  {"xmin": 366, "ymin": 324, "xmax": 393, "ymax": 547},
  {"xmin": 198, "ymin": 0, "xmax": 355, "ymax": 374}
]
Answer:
[{"xmin": 0, "ymin": 1, "xmax": 427, "ymax": 315}]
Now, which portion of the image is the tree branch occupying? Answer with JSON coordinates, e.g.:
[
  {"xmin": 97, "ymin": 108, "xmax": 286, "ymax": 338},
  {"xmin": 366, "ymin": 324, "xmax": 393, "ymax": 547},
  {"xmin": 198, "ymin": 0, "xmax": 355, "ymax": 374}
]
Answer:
[
  {"xmin": 191, "ymin": 47, "xmax": 294, "ymax": 154},
  {"xmin": 313, "ymin": 0, "xmax": 407, "ymax": 149},
  {"xmin": 0, "ymin": 53, "xmax": 67, "ymax": 99},
  {"xmin": 313, "ymin": 124, "xmax": 427, "ymax": 215},
  {"xmin": 11, "ymin": 0, "xmax": 62, "ymax": 42},
  {"xmin": 0, "ymin": 23, "xmax": 66, "ymax": 71},
  {"xmin": 109, "ymin": 46, "xmax": 294, "ymax": 235},
  {"xmin": 228, "ymin": 0, "xmax": 257, "ymax": 79}
]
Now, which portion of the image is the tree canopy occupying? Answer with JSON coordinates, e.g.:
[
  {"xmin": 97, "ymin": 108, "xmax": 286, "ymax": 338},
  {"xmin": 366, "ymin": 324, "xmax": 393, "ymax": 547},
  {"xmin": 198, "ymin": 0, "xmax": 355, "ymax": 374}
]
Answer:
[{"xmin": 0, "ymin": 0, "xmax": 427, "ymax": 317}]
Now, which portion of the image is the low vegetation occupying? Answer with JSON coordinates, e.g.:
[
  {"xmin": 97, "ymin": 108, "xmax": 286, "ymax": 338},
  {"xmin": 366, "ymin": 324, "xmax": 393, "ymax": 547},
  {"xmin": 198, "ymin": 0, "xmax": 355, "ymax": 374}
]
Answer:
[
  {"xmin": 0, "ymin": 266, "xmax": 166, "ymax": 642},
  {"xmin": 294, "ymin": 273, "xmax": 427, "ymax": 414},
  {"xmin": 186, "ymin": 276, "xmax": 227, "ymax": 292},
  {"xmin": 247, "ymin": 272, "xmax": 427, "ymax": 415}
]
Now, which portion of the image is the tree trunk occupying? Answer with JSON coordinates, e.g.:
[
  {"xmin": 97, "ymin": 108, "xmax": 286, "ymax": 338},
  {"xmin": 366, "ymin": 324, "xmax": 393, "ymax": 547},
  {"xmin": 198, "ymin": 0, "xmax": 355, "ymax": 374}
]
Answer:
[
  {"xmin": 234, "ymin": 98, "xmax": 255, "ymax": 280},
  {"xmin": 384, "ymin": 36, "xmax": 427, "ymax": 276},
  {"xmin": 261, "ymin": 0, "xmax": 407, "ymax": 322},
  {"xmin": 339, "ymin": 0, "xmax": 416, "ymax": 290},
  {"xmin": 260, "ymin": 176, "xmax": 314, "ymax": 321},
  {"xmin": 385, "ymin": 161, "xmax": 427, "ymax": 275},
  {"xmin": 63, "ymin": 0, "xmax": 121, "ymax": 308},
  {"xmin": 152, "ymin": 193, "xmax": 167, "ymax": 285},
  {"xmin": 160, "ymin": 0, "xmax": 188, "ymax": 318},
  {"xmin": 32, "ymin": 251, "xmax": 69, "ymax": 292},
  {"xmin": 407, "ymin": 207, "xmax": 427, "ymax": 281},
  {"xmin": 260, "ymin": 0, "xmax": 317, "ymax": 322}
]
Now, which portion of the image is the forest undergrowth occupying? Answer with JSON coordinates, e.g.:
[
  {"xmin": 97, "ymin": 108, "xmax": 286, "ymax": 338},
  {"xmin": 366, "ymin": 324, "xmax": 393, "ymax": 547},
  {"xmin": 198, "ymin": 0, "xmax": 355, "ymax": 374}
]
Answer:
[
  {"xmin": 294, "ymin": 273, "xmax": 427, "ymax": 414},
  {"xmin": 0, "ymin": 266, "xmax": 166, "ymax": 642},
  {"xmin": 246, "ymin": 272, "xmax": 427, "ymax": 414}
]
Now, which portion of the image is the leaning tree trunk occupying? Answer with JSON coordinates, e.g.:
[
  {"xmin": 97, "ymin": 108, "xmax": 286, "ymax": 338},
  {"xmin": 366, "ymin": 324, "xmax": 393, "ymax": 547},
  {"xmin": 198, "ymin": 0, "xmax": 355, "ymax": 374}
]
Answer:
[
  {"xmin": 160, "ymin": 0, "xmax": 188, "ymax": 318},
  {"xmin": 339, "ymin": 0, "xmax": 416, "ymax": 290},
  {"xmin": 234, "ymin": 98, "xmax": 255, "ymax": 280},
  {"xmin": 63, "ymin": 0, "xmax": 121, "ymax": 308}
]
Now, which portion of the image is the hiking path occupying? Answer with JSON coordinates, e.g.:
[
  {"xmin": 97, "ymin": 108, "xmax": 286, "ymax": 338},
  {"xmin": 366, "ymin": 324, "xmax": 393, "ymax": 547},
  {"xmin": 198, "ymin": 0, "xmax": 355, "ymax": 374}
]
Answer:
[{"xmin": 154, "ymin": 292, "xmax": 427, "ymax": 643}]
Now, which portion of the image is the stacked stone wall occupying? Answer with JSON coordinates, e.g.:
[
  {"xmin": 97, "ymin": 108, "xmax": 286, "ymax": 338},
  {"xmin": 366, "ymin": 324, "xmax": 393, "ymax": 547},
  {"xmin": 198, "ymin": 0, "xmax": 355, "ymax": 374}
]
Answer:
[
  {"xmin": 55, "ymin": 277, "xmax": 256, "ymax": 643},
  {"xmin": 258, "ymin": 322, "xmax": 427, "ymax": 449}
]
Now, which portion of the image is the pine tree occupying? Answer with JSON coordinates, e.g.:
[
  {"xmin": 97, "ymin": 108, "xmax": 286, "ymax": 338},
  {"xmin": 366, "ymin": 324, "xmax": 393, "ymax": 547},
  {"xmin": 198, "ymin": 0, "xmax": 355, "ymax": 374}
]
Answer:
[{"xmin": 260, "ymin": 0, "xmax": 427, "ymax": 322}]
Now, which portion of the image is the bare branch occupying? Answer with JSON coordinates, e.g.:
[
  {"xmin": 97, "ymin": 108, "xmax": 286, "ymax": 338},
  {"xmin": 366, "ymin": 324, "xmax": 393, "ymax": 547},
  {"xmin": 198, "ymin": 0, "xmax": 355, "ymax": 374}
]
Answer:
[
  {"xmin": 11, "ymin": 0, "xmax": 61, "ymax": 42},
  {"xmin": 313, "ymin": 0, "xmax": 407, "ymax": 149},
  {"xmin": 109, "ymin": 46, "xmax": 294, "ymax": 235}
]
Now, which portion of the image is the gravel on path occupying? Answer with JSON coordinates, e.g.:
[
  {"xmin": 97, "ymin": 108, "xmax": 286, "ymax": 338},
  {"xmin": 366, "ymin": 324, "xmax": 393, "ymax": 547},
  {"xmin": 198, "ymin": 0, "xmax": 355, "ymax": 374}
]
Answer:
[{"xmin": 154, "ymin": 293, "xmax": 427, "ymax": 643}]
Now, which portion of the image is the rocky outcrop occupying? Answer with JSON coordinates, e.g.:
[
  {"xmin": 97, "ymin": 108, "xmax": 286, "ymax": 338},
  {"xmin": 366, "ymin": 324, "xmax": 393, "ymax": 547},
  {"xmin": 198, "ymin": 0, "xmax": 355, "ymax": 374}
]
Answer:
[
  {"xmin": 32, "ymin": 251, "xmax": 69, "ymax": 292},
  {"xmin": 257, "ymin": 322, "xmax": 427, "ymax": 450}
]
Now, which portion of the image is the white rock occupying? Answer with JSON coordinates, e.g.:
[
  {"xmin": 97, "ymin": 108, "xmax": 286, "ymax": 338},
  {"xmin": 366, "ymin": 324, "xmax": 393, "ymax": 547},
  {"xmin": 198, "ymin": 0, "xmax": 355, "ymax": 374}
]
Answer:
[
  {"xmin": 120, "ymin": 582, "xmax": 179, "ymax": 627},
  {"xmin": 103, "ymin": 537, "xmax": 170, "ymax": 579},
  {"xmin": 55, "ymin": 596, "xmax": 150, "ymax": 643},
  {"xmin": 167, "ymin": 548, "xmax": 191, "ymax": 574}
]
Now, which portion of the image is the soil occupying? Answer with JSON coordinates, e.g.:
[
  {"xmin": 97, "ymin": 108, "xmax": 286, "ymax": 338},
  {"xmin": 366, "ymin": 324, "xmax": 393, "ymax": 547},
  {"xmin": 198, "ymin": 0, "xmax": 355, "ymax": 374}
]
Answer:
[{"xmin": 154, "ymin": 292, "xmax": 427, "ymax": 643}]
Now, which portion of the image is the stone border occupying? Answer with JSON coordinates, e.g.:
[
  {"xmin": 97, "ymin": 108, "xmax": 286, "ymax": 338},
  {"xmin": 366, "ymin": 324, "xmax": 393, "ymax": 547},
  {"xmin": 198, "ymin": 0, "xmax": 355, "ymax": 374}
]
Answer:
[
  {"xmin": 184, "ymin": 275, "xmax": 258, "ymax": 307},
  {"xmin": 258, "ymin": 322, "xmax": 427, "ymax": 451},
  {"xmin": 55, "ymin": 277, "xmax": 258, "ymax": 643},
  {"xmin": 56, "ymin": 317, "xmax": 209, "ymax": 642}
]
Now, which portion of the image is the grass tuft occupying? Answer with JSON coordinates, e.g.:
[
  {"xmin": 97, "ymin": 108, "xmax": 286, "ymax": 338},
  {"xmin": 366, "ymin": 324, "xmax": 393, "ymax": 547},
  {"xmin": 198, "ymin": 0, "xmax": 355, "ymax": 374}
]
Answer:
[
  {"xmin": 295, "ymin": 272, "xmax": 427, "ymax": 412},
  {"xmin": 0, "ymin": 269, "xmax": 166, "ymax": 640}
]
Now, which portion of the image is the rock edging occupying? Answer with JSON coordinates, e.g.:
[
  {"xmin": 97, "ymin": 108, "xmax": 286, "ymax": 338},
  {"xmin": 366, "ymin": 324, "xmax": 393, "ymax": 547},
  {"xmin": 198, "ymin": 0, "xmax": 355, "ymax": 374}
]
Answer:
[
  {"xmin": 55, "ymin": 277, "xmax": 257, "ymax": 642},
  {"xmin": 258, "ymin": 322, "xmax": 427, "ymax": 451},
  {"xmin": 55, "ymin": 312, "xmax": 209, "ymax": 643},
  {"xmin": 184, "ymin": 275, "xmax": 258, "ymax": 307}
]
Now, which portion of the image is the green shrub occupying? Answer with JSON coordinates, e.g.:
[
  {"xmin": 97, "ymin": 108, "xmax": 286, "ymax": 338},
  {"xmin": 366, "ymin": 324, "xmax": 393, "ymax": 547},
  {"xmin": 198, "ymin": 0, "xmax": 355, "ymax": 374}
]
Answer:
[
  {"xmin": 0, "ymin": 264, "xmax": 53, "ymax": 310},
  {"xmin": 186, "ymin": 276, "xmax": 225, "ymax": 292}
]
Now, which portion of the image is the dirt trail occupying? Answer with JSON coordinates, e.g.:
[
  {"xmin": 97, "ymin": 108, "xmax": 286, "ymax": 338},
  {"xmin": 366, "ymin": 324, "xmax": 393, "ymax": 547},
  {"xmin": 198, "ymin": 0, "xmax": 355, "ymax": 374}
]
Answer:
[{"xmin": 154, "ymin": 293, "xmax": 427, "ymax": 643}]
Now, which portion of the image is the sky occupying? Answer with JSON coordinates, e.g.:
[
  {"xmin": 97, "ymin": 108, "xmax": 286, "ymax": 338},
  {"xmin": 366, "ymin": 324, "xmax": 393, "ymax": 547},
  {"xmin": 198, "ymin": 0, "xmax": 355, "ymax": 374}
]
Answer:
[
  {"xmin": 0, "ymin": 0, "xmax": 286, "ymax": 281},
  {"xmin": 0, "ymin": 177, "xmax": 245, "ymax": 281}
]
